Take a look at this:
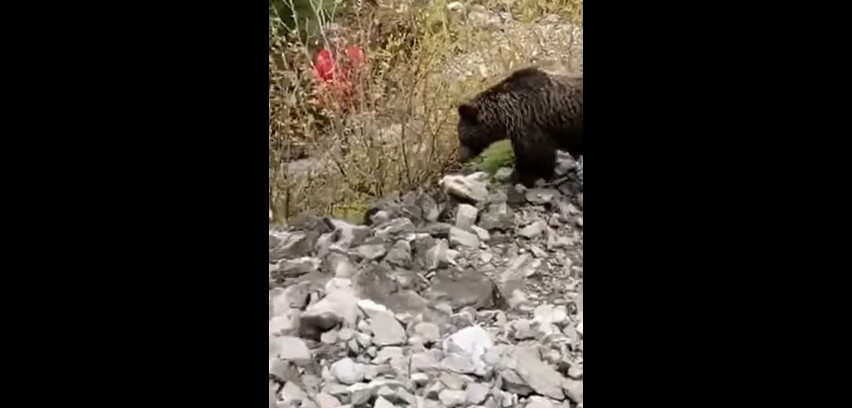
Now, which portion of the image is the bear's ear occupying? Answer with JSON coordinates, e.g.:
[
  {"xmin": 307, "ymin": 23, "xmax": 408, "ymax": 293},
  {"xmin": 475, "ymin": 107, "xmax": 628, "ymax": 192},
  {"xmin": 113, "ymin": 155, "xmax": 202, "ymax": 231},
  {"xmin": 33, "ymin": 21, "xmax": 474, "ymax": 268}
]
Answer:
[{"xmin": 458, "ymin": 103, "xmax": 479, "ymax": 123}]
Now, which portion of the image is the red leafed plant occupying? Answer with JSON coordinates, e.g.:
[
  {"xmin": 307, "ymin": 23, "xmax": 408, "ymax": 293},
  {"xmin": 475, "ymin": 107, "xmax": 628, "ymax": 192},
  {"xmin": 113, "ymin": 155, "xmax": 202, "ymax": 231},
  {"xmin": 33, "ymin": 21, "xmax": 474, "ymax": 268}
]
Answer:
[{"xmin": 310, "ymin": 45, "xmax": 367, "ymax": 112}]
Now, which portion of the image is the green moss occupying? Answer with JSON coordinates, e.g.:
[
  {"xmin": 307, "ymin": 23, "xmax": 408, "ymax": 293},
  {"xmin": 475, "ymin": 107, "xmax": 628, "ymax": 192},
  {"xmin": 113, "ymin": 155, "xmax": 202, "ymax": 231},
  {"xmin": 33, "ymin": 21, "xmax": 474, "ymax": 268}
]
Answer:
[{"xmin": 475, "ymin": 140, "xmax": 515, "ymax": 174}]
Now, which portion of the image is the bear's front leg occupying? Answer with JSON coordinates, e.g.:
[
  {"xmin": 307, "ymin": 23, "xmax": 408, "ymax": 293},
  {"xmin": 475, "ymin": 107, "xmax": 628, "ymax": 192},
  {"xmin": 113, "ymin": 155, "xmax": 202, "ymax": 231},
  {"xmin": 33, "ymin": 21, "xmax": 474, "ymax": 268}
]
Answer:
[{"xmin": 511, "ymin": 130, "xmax": 557, "ymax": 188}]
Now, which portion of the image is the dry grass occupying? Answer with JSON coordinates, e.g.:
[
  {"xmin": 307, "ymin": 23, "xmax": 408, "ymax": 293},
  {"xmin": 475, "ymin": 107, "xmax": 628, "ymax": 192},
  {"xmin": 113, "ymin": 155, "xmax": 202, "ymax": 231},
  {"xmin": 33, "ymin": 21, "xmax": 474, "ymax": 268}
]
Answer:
[{"xmin": 269, "ymin": 0, "xmax": 582, "ymax": 224}]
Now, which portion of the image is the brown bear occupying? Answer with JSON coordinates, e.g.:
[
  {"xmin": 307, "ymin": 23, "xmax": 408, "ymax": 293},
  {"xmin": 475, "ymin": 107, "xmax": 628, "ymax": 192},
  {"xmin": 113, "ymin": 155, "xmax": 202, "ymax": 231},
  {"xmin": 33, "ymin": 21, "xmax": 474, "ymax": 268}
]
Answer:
[{"xmin": 456, "ymin": 65, "xmax": 583, "ymax": 187}]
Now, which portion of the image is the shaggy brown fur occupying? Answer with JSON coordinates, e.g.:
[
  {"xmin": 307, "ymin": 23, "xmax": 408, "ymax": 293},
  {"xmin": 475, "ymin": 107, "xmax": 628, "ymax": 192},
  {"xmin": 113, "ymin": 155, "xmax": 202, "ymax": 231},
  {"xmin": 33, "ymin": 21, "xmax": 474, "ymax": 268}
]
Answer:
[{"xmin": 456, "ymin": 66, "xmax": 583, "ymax": 186}]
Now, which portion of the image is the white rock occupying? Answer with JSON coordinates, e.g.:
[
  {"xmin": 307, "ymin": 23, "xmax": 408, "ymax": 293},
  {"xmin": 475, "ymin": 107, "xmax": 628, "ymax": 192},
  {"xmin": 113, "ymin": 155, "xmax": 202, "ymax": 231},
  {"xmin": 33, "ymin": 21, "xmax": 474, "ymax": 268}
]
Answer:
[
  {"xmin": 269, "ymin": 336, "xmax": 312, "ymax": 364},
  {"xmin": 449, "ymin": 226, "xmax": 480, "ymax": 248},
  {"xmin": 440, "ymin": 173, "xmax": 489, "ymax": 203},
  {"xmin": 563, "ymin": 379, "xmax": 583, "ymax": 404},
  {"xmin": 303, "ymin": 287, "xmax": 359, "ymax": 327},
  {"xmin": 269, "ymin": 381, "xmax": 278, "ymax": 408},
  {"xmin": 338, "ymin": 328, "xmax": 355, "ymax": 342},
  {"xmin": 373, "ymin": 396, "xmax": 395, "ymax": 408},
  {"xmin": 370, "ymin": 312, "xmax": 407, "ymax": 346},
  {"xmin": 330, "ymin": 358, "xmax": 366, "ymax": 385},
  {"xmin": 442, "ymin": 325, "xmax": 494, "ymax": 375},
  {"xmin": 455, "ymin": 204, "xmax": 479, "ymax": 230},
  {"xmin": 411, "ymin": 372, "xmax": 430, "ymax": 386},
  {"xmin": 373, "ymin": 347, "xmax": 404, "ymax": 364},
  {"xmin": 438, "ymin": 389, "xmax": 467, "ymax": 407},
  {"xmin": 466, "ymin": 382, "xmax": 490, "ymax": 404},
  {"xmin": 519, "ymin": 220, "xmax": 547, "ymax": 239},
  {"xmin": 358, "ymin": 299, "xmax": 391, "ymax": 318}
]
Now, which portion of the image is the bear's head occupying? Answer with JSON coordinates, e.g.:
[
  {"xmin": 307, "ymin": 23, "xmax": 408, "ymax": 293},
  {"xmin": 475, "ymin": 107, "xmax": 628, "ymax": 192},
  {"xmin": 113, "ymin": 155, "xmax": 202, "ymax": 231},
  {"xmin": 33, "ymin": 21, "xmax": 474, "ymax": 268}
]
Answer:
[{"xmin": 456, "ymin": 102, "xmax": 499, "ymax": 163}]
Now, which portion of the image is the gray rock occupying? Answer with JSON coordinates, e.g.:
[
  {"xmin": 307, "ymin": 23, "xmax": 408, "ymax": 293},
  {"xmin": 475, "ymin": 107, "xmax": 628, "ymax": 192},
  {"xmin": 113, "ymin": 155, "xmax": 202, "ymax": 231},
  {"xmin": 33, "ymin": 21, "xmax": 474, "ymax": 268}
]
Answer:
[
  {"xmin": 440, "ymin": 173, "xmax": 490, "ymax": 203},
  {"xmin": 438, "ymin": 389, "xmax": 468, "ymax": 407},
  {"xmin": 269, "ymin": 381, "xmax": 278, "ymax": 408},
  {"xmin": 554, "ymin": 159, "xmax": 575, "ymax": 178},
  {"xmin": 441, "ymin": 354, "xmax": 478, "ymax": 374},
  {"xmin": 411, "ymin": 372, "xmax": 431, "ymax": 386},
  {"xmin": 479, "ymin": 202, "xmax": 514, "ymax": 231},
  {"xmin": 529, "ymin": 245, "xmax": 548, "ymax": 258},
  {"xmin": 270, "ymin": 284, "xmax": 310, "ymax": 314},
  {"xmin": 424, "ymin": 269, "xmax": 495, "ymax": 310},
  {"xmin": 413, "ymin": 322, "xmax": 441, "ymax": 344},
  {"xmin": 525, "ymin": 188, "xmax": 559, "ymax": 205},
  {"xmin": 424, "ymin": 381, "xmax": 444, "ymax": 400},
  {"xmin": 384, "ymin": 290, "xmax": 430, "ymax": 317},
  {"xmin": 376, "ymin": 384, "xmax": 412, "ymax": 405},
  {"xmin": 349, "ymin": 383, "xmax": 374, "ymax": 406},
  {"xmin": 374, "ymin": 217, "xmax": 416, "ymax": 239},
  {"xmin": 373, "ymin": 396, "xmax": 395, "ymax": 408},
  {"xmin": 450, "ymin": 226, "xmax": 480, "ymax": 248},
  {"xmin": 495, "ymin": 167, "xmax": 514, "ymax": 183},
  {"xmin": 519, "ymin": 220, "xmax": 546, "ymax": 239},
  {"xmin": 302, "ymin": 284, "xmax": 359, "ymax": 325},
  {"xmin": 425, "ymin": 239, "xmax": 449, "ymax": 271},
  {"xmin": 337, "ymin": 327, "xmax": 355, "ymax": 341},
  {"xmin": 513, "ymin": 347, "xmax": 566, "ymax": 400},
  {"xmin": 269, "ymin": 336, "xmax": 312, "ymax": 364},
  {"xmin": 417, "ymin": 194, "xmax": 440, "ymax": 223},
  {"xmin": 567, "ymin": 364, "xmax": 583, "ymax": 380},
  {"xmin": 370, "ymin": 312, "xmax": 407, "ymax": 346},
  {"xmin": 355, "ymin": 243, "xmax": 388, "ymax": 261},
  {"xmin": 439, "ymin": 372, "xmax": 472, "ymax": 390},
  {"xmin": 385, "ymin": 240, "xmax": 413, "ymax": 268},
  {"xmin": 373, "ymin": 347, "xmax": 404, "ymax": 364},
  {"xmin": 275, "ymin": 257, "xmax": 320, "ymax": 278},
  {"xmin": 466, "ymin": 382, "xmax": 490, "ymax": 404},
  {"xmin": 496, "ymin": 254, "xmax": 537, "ymax": 299},
  {"xmin": 322, "ymin": 252, "xmax": 357, "ymax": 278},
  {"xmin": 526, "ymin": 396, "xmax": 555, "ymax": 408},
  {"xmin": 410, "ymin": 350, "xmax": 443, "ymax": 373},
  {"xmin": 562, "ymin": 379, "xmax": 583, "ymax": 404},
  {"xmin": 321, "ymin": 328, "xmax": 339, "ymax": 344},
  {"xmin": 510, "ymin": 319, "xmax": 536, "ymax": 340},
  {"xmin": 471, "ymin": 225, "xmax": 491, "ymax": 242},
  {"xmin": 328, "ymin": 219, "xmax": 372, "ymax": 248},
  {"xmin": 419, "ymin": 222, "xmax": 452, "ymax": 238},
  {"xmin": 353, "ymin": 263, "xmax": 398, "ymax": 304},
  {"xmin": 357, "ymin": 298, "xmax": 391, "ymax": 319},
  {"xmin": 330, "ymin": 358, "xmax": 366, "ymax": 385},
  {"xmin": 498, "ymin": 390, "xmax": 518, "ymax": 407},
  {"xmin": 534, "ymin": 304, "xmax": 569, "ymax": 326},
  {"xmin": 348, "ymin": 338, "xmax": 361, "ymax": 354},
  {"xmin": 501, "ymin": 369, "xmax": 534, "ymax": 396},
  {"xmin": 455, "ymin": 204, "xmax": 479, "ymax": 230},
  {"xmin": 269, "ymin": 357, "xmax": 299, "ymax": 382},
  {"xmin": 315, "ymin": 393, "xmax": 342, "ymax": 408},
  {"xmin": 269, "ymin": 230, "xmax": 317, "ymax": 262},
  {"xmin": 369, "ymin": 210, "xmax": 391, "ymax": 226},
  {"xmin": 546, "ymin": 231, "xmax": 573, "ymax": 251},
  {"xmin": 281, "ymin": 381, "xmax": 307, "ymax": 404}
]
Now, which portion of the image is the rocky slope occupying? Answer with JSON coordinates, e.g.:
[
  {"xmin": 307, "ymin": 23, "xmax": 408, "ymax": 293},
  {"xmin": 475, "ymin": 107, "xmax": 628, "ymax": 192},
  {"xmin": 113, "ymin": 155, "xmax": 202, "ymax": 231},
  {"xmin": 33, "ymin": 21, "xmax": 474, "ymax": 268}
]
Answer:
[{"xmin": 269, "ymin": 153, "xmax": 583, "ymax": 408}]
